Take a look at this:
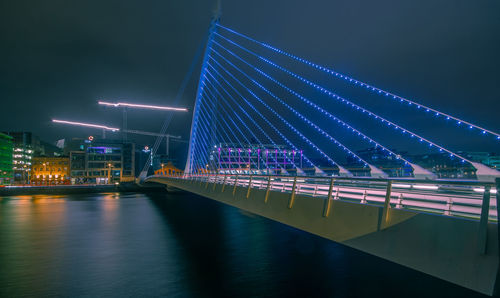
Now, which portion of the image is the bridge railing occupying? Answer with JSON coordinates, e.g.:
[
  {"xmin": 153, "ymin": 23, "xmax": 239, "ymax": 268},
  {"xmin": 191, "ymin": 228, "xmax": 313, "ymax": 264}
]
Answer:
[{"xmin": 158, "ymin": 173, "xmax": 498, "ymax": 222}]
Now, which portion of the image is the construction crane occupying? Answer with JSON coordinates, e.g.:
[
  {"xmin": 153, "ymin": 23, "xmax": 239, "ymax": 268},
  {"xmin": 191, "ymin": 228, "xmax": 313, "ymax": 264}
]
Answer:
[
  {"xmin": 52, "ymin": 119, "xmax": 185, "ymax": 157},
  {"xmin": 122, "ymin": 129, "xmax": 186, "ymax": 157}
]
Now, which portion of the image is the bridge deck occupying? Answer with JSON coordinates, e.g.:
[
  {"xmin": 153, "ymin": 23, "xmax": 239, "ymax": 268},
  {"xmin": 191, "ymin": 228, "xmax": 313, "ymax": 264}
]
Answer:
[
  {"xmin": 146, "ymin": 174, "xmax": 499, "ymax": 296},
  {"xmin": 161, "ymin": 174, "xmax": 498, "ymax": 222}
]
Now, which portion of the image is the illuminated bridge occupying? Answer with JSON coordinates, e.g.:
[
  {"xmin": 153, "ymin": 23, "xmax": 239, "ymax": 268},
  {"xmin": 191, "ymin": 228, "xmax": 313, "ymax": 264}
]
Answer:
[{"xmin": 144, "ymin": 18, "xmax": 500, "ymax": 295}]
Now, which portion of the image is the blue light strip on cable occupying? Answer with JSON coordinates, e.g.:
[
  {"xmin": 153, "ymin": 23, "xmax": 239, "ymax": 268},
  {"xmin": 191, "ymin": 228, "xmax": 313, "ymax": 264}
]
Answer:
[
  {"xmin": 211, "ymin": 41, "xmax": 410, "ymax": 165},
  {"xmin": 199, "ymin": 101, "xmax": 233, "ymax": 150},
  {"xmin": 192, "ymin": 96, "xmax": 215, "ymax": 170},
  {"xmin": 196, "ymin": 87, "xmax": 236, "ymax": 171},
  {"xmin": 203, "ymin": 85, "xmax": 262, "ymax": 171},
  {"xmin": 192, "ymin": 92, "xmax": 212, "ymax": 170},
  {"xmin": 205, "ymin": 67, "xmax": 297, "ymax": 169},
  {"xmin": 215, "ymin": 33, "xmax": 472, "ymax": 164},
  {"xmin": 216, "ymin": 23, "xmax": 500, "ymax": 141},
  {"xmin": 207, "ymin": 63, "xmax": 315, "ymax": 169},
  {"xmin": 208, "ymin": 53, "xmax": 340, "ymax": 168},
  {"xmin": 203, "ymin": 83, "xmax": 261, "ymax": 169},
  {"xmin": 206, "ymin": 76, "xmax": 265, "ymax": 148},
  {"xmin": 204, "ymin": 76, "xmax": 268, "ymax": 168},
  {"xmin": 210, "ymin": 52, "xmax": 369, "ymax": 168},
  {"xmin": 204, "ymin": 81, "xmax": 256, "ymax": 150},
  {"xmin": 203, "ymin": 86, "xmax": 248, "ymax": 149},
  {"xmin": 206, "ymin": 70, "xmax": 274, "ymax": 146},
  {"xmin": 203, "ymin": 63, "xmax": 315, "ymax": 167},
  {"xmin": 206, "ymin": 66, "xmax": 316, "ymax": 167},
  {"xmin": 205, "ymin": 73, "xmax": 278, "ymax": 169},
  {"xmin": 196, "ymin": 89, "xmax": 239, "ymax": 170},
  {"xmin": 211, "ymin": 46, "xmax": 374, "ymax": 167},
  {"xmin": 196, "ymin": 107, "xmax": 231, "ymax": 170}
]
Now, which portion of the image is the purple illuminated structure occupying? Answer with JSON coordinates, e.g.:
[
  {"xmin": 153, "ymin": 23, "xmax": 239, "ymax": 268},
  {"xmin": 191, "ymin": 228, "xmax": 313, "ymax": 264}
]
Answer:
[{"xmin": 214, "ymin": 143, "xmax": 303, "ymax": 174}]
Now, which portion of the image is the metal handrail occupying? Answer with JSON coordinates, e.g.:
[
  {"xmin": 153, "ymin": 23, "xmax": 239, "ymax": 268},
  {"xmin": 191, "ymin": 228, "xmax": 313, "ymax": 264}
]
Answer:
[
  {"xmin": 151, "ymin": 173, "xmax": 498, "ymax": 222},
  {"xmin": 183, "ymin": 173, "xmax": 497, "ymax": 187}
]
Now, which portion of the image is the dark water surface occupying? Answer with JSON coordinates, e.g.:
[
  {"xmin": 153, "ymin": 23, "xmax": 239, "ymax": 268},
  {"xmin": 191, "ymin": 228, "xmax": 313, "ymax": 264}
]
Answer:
[{"xmin": 0, "ymin": 192, "xmax": 489, "ymax": 297}]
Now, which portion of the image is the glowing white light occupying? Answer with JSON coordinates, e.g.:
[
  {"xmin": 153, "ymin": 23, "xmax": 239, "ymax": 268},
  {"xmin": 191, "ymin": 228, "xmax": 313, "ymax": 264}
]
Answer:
[
  {"xmin": 473, "ymin": 188, "xmax": 498, "ymax": 194},
  {"xmin": 98, "ymin": 101, "xmax": 188, "ymax": 112},
  {"xmin": 413, "ymin": 184, "xmax": 439, "ymax": 190},
  {"xmin": 52, "ymin": 119, "xmax": 119, "ymax": 131},
  {"xmin": 392, "ymin": 183, "xmax": 411, "ymax": 188}
]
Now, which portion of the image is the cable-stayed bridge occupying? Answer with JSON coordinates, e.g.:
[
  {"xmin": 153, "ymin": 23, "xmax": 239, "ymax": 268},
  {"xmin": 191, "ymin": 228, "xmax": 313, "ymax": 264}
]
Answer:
[{"xmin": 145, "ymin": 19, "xmax": 500, "ymax": 295}]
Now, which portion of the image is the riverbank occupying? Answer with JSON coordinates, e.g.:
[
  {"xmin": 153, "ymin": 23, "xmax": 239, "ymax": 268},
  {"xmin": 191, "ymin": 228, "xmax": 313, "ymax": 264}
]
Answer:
[{"xmin": 0, "ymin": 183, "xmax": 166, "ymax": 196}]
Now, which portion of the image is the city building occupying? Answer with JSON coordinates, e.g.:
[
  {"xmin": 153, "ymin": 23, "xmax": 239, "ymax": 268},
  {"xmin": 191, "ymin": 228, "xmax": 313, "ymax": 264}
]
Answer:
[
  {"xmin": 38, "ymin": 140, "xmax": 63, "ymax": 157},
  {"xmin": 465, "ymin": 152, "xmax": 490, "ymax": 165},
  {"xmin": 69, "ymin": 138, "xmax": 135, "ymax": 184},
  {"xmin": 464, "ymin": 152, "xmax": 500, "ymax": 169},
  {"xmin": 488, "ymin": 155, "xmax": 500, "ymax": 169},
  {"xmin": 410, "ymin": 153, "xmax": 476, "ymax": 179},
  {"xmin": 213, "ymin": 143, "xmax": 303, "ymax": 174},
  {"xmin": 154, "ymin": 161, "xmax": 182, "ymax": 176},
  {"xmin": 352, "ymin": 147, "xmax": 412, "ymax": 177},
  {"xmin": 31, "ymin": 156, "xmax": 70, "ymax": 185},
  {"xmin": 0, "ymin": 133, "xmax": 13, "ymax": 185},
  {"xmin": 3, "ymin": 132, "xmax": 38, "ymax": 184}
]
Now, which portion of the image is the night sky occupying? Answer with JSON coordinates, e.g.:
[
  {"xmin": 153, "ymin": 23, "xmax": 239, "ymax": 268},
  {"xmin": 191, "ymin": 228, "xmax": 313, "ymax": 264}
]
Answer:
[{"xmin": 1, "ymin": 1, "xmax": 499, "ymax": 159}]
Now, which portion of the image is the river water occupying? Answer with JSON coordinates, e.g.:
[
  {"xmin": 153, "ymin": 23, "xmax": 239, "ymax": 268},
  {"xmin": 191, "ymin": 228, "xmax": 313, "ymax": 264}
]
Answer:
[{"xmin": 0, "ymin": 192, "xmax": 488, "ymax": 297}]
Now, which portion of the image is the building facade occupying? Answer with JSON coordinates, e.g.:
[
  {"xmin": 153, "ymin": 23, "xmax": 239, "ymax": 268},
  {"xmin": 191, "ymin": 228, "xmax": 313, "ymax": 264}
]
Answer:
[
  {"xmin": 69, "ymin": 139, "xmax": 135, "ymax": 184},
  {"xmin": 0, "ymin": 133, "xmax": 13, "ymax": 185},
  {"xmin": 213, "ymin": 143, "xmax": 303, "ymax": 174},
  {"xmin": 2, "ymin": 132, "xmax": 39, "ymax": 184},
  {"xmin": 154, "ymin": 161, "xmax": 182, "ymax": 176},
  {"xmin": 31, "ymin": 156, "xmax": 70, "ymax": 185},
  {"xmin": 488, "ymin": 155, "xmax": 500, "ymax": 169}
]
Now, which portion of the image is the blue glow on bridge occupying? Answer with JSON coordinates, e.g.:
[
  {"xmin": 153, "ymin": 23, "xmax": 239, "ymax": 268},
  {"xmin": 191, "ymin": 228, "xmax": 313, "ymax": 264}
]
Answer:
[{"xmin": 183, "ymin": 20, "xmax": 499, "ymax": 180}]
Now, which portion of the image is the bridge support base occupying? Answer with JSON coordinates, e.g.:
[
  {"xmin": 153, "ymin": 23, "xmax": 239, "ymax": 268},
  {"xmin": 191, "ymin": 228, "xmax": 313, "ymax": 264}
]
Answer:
[{"xmin": 148, "ymin": 176, "xmax": 500, "ymax": 296}]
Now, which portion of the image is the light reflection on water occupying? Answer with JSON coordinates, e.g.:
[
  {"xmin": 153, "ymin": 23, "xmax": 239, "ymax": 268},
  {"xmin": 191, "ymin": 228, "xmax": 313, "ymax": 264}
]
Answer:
[{"xmin": 0, "ymin": 192, "xmax": 487, "ymax": 297}]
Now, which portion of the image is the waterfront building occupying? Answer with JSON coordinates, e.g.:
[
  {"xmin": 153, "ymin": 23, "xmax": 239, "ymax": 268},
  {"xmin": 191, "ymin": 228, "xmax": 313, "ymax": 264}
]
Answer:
[
  {"xmin": 38, "ymin": 140, "xmax": 63, "ymax": 157},
  {"xmin": 409, "ymin": 152, "xmax": 476, "ymax": 179},
  {"xmin": 464, "ymin": 151, "xmax": 500, "ymax": 169},
  {"xmin": 154, "ymin": 161, "xmax": 182, "ymax": 176},
  {"xmin": 352, "ymin": 147, "xmax": 412, "ymax": 177},
  {"xmin": 31, "ymin": 156, "xmax": 70, "ymax": 185},
  {"xmin": 214, "ymin": 143, "xmax": 303, "ymax": 174},
  {"xmin": 68, "ymin": 138, "xmax": 135, "ymax": 184},
  {"xmin": 488, "ymin": 155, "xmax": 500, "ymax": 169},
  {"xmin": 0, "ymin": 133, "xmax": 13, "ymax": 185},
  {"xmin": 2, "ymin": 132, "xmax": 39, "ymax": 184},
  {"xmin": 465, "ymin": 152, "xmax": 490, "ymax": 165}
]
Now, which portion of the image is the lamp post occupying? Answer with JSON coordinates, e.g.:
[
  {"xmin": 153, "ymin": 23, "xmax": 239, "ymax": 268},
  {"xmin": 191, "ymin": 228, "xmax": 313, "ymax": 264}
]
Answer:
[
  {"xmin": 161, "ymin": 163, "xmax": 165, "ymax": 176},
  {"xmin": 42, "ymin": 162, "xmax": 46, "ymax": 185},
  {"xmin": 23, "ymin": 164, "xmax": 28, "ymax": 185},
  {"xmin": 107, "ymin": 163, "xmax": 113, "ymax": 184}
]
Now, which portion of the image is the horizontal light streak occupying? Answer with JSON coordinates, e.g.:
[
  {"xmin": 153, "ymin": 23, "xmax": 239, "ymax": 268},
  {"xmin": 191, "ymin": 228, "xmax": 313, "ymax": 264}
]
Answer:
[
  {"xmin": 98, "ymin": 101, "xmax": 188, "ymax": 112},
  {"xmin": 473, "ymin": 188, "xmax": 498, "ymax": 194},
  {"xmin": 392, "ymin": 183, "xmax": 412, "ymax": 188},
  {"xmin": 52, "ymin": 119, "xmax": 119, "ymax": 131},
  {"xmin": 413, "ymin": 184, "xmax": 439, "ymax": 190}
]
